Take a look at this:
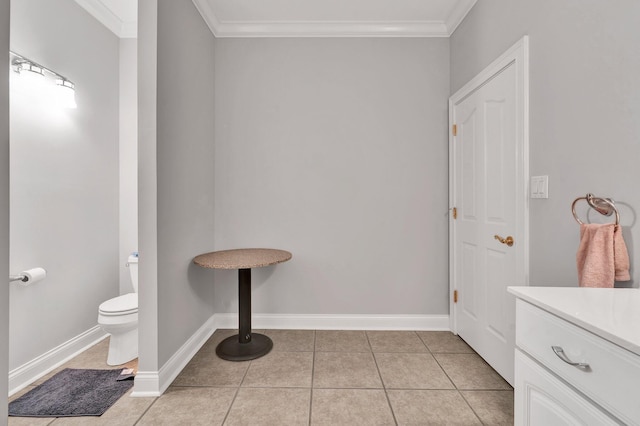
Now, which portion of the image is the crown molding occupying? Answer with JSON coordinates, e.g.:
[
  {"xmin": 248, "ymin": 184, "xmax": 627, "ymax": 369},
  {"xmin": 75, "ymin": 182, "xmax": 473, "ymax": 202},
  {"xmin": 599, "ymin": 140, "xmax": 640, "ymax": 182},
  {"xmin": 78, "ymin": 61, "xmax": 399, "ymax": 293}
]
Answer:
[
  {"xmin": 192, "ymin": 0, "xmax": 476, "ymax": 38},
  {"xmin": 445, "ymin": 0, "xmax": 478, "ymax": 35},
  {"xmin": 215, "ymin": 21, "xmax": 450, "ymax": 38},
  {"xmin": 192, "ymin": 0, "xmax": 222, "ymax": 37},
  {"xmin": 74, "ymin": 0, "xmax": 137, "ymax": 38}
]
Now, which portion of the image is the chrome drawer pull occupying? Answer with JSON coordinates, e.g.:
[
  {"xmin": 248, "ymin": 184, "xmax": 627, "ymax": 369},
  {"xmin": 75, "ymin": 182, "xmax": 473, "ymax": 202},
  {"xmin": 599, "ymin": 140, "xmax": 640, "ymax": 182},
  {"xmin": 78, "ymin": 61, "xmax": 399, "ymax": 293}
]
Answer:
[{"xmin": 551, "ymin": 346, "xmax": 591, "ymax": 371}]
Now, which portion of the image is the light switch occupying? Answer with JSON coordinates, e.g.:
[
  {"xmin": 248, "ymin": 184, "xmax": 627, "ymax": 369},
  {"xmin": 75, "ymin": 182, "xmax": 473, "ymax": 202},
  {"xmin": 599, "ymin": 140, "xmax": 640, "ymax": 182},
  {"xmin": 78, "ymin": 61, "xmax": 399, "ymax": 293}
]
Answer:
[{"xmin": 531, "ymin": 176, "xmax": 549, "ymax": 199}]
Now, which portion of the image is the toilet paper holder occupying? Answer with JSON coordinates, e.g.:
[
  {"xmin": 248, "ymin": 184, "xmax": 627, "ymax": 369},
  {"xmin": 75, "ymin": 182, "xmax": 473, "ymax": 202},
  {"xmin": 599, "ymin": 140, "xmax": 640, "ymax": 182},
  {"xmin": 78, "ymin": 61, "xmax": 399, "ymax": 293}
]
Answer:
[{"xmin": 9, "ymin": 267, "xmax": 47, "ymax": 285}]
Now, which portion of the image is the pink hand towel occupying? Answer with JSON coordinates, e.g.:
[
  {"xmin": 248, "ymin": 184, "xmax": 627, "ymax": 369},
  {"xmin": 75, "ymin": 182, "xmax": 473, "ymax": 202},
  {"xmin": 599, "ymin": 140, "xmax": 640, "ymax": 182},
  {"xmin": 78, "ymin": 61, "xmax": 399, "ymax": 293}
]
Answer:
[
  {"xmin": 576, "ymin": 223, "xmax": 630, "ymax": 287},
  {"xmin": 614, "ymin": 225, "xmax": 631, "ymax": 281}
]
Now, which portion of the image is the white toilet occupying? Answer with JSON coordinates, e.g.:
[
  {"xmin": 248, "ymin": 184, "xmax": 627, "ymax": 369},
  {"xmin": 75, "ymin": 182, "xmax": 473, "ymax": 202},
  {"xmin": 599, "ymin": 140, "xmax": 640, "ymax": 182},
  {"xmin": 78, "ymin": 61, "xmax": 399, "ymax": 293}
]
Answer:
[{"xmin": 98, "ymin": 253, "xmax": 138, "ymax": 365}]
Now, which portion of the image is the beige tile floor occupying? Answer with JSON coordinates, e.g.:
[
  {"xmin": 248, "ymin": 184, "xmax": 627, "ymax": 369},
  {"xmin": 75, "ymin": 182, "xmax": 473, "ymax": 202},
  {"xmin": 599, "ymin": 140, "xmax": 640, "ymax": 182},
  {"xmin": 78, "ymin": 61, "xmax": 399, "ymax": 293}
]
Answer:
[{"xmin": 9, "ymin": 330, "xmax": 514, "ymax": 425}]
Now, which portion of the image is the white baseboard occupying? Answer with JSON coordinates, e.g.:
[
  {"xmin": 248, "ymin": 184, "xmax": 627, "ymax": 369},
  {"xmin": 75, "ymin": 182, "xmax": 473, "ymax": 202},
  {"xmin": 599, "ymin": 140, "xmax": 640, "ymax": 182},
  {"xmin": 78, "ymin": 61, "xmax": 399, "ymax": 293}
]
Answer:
[
  {"xmin": 131, "ymin": 314, "xmax": 216, "ymax": 397},
  {"xmin": 213, "ymin": 313, "xmax": 451, "ymax": 331},
  {"xmin": 130, "ymin": 370, "xmax": 161, "ymax": 398},
  {"xmin": 8, "ymin": 326, "xmax": 108, "ymax": 396}
]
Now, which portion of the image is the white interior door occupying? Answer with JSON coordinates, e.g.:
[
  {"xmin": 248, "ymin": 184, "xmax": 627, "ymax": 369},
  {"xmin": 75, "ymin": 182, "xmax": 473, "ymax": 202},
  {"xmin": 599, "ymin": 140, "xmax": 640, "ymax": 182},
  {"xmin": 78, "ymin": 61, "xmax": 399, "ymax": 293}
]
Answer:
[{"xmin": 449, "ymin": 37, "xmax": 529, "ymax": 385}]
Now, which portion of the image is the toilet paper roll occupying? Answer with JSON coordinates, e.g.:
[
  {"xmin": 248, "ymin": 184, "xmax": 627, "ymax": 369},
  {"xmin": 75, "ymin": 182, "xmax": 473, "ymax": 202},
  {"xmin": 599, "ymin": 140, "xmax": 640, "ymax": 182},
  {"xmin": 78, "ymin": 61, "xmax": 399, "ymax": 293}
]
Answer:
[{"xmin": 20, "ymin": 267, "xmax": 47, "ymax": 286}]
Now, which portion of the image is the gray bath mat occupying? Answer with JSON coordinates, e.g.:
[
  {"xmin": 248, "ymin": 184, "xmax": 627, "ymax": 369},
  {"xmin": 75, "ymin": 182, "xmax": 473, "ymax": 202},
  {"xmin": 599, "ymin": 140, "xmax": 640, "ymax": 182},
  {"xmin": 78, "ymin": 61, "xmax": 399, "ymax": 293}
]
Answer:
[{"xmin": 9, "ymin": 368, "xmax": 134, "ymax": 417}]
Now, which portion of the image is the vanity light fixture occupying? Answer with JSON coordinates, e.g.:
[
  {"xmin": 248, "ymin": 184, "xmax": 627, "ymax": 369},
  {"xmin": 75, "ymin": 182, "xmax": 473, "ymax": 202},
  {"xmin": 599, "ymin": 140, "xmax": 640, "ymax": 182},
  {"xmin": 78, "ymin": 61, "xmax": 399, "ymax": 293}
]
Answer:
[
  {"xmin": 10, "ymin": 51, "xmax": 77, "ymax": 108},
  {"xmin": 16, "ymin": 61, "xmax": 44, "ymax": 78}
]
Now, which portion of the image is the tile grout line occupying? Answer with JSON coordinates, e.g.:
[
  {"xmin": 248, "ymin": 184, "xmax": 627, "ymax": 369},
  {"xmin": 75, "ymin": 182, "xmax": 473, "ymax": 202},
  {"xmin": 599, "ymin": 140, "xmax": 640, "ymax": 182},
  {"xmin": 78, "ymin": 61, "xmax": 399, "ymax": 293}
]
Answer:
[
  {"xmin": 431, "ymin": 351, "xmax": 457, "ymax": 389},
  {"xmin": 183, "ymin": 384, "xmax": 313, "ymax": 389},
  {"xmin": 162, "ymin": 383, "xmax": 474, "ymax": 391},
  {"xmin": 430, "ymin": 349, "xmax": 484, "ymax": 425},
  {"xmin": 366, "ymin": 331, "xmax": 399, "ymax": 426},
  {"xmin": 220, "ymin": 351, "xmax": 253, "ymax": 425},
  {"xmin": 458, "ymin": 390, "xmax": 489, "ymax": 426},
  {"xmin": 308, "ymin": 330, "xmax": 317, "ymax": 426},
  {"xmin": 413, "ymin": 332, "xmax": 461, "ymax": 393},
  {"xmin": 431, "ymin": 352, "xmax": 513, "ymax": 391},
  {"xmin": 416, "ymin": 331, "xmax": 432, "ymax": 352},
  {"xmin": 132, "ymin": 396, "xmax": 159, "ymax": 425}
]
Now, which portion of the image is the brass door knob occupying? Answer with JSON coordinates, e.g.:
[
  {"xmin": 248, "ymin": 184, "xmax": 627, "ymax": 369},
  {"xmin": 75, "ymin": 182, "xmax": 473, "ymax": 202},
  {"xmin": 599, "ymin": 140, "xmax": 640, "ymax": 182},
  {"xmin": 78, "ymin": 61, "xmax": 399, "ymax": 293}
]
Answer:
[{"xmin": 494, "ymin": 235, "xmax": 514, "ymax": 247}]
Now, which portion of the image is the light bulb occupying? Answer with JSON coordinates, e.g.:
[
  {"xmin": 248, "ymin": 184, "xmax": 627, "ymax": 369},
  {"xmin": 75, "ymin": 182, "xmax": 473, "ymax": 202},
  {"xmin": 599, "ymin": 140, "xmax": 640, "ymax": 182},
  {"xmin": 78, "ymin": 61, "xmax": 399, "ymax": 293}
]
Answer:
[{"xmin": 54, "ymin": 79, "xmax": 77, "ymax": 109}]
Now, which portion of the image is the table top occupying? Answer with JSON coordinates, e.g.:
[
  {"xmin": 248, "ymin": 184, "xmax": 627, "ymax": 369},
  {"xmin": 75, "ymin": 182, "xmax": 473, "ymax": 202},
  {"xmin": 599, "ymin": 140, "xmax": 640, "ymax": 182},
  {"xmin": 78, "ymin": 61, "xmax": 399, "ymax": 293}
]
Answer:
[{"xmin": 193, "ymin": 248, "xmax": 292, "ymax": 270}]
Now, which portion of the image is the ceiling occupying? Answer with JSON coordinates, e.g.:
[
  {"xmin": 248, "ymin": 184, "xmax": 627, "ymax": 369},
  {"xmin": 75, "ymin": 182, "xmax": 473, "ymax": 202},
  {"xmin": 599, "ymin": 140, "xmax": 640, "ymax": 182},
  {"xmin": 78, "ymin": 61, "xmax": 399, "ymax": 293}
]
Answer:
[{"xmin": 75, "ymin": 0, "xmax": 477, "ymax": 38}]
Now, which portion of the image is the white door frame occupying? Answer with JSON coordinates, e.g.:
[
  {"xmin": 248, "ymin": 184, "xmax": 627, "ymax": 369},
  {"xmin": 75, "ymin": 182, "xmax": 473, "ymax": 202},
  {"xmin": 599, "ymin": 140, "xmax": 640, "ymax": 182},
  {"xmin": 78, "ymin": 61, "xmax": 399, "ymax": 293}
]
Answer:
[
  {"xmin": 1, "ymin": 0, "xmax": 10, "ymax": 418},
  {"xmin": 449, "ymin": 36, "xmax": 530, "ymax": 334}
]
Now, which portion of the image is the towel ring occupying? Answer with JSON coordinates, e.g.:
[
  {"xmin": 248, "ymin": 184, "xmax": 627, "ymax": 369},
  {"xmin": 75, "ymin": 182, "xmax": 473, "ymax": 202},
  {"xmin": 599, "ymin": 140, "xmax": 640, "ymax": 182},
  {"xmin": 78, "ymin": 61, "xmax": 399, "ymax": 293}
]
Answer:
[{"xmin": 571, "ymin": 193, "xmax": 620, "ymax": 226}]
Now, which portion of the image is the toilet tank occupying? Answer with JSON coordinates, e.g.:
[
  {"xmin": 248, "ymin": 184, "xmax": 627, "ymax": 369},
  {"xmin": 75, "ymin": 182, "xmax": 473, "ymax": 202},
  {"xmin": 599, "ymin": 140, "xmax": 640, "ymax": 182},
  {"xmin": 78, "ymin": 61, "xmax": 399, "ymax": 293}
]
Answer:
[{"xmin": 128, "ymin": 253, "xmax": 139, "ymax": 293}]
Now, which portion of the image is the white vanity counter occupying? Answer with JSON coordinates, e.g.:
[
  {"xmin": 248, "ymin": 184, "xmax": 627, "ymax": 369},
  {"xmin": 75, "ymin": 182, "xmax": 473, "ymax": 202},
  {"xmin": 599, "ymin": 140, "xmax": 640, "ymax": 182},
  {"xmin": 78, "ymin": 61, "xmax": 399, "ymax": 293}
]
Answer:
[
  {"xmin": 508, "ymin": 286, "xmax": 640, "ymax": 425},
  {"xmin": 508, "ymin": 286, "xmax": 640, "ymax": 356}
]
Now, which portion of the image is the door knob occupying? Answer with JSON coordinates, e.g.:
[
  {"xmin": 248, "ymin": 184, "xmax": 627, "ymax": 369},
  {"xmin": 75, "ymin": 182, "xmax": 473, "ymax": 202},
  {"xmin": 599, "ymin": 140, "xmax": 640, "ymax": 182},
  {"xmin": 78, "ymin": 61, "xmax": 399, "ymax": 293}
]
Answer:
[{"xmin": 494, "ymin": 235, "xmax": 514, "ymax": 247}]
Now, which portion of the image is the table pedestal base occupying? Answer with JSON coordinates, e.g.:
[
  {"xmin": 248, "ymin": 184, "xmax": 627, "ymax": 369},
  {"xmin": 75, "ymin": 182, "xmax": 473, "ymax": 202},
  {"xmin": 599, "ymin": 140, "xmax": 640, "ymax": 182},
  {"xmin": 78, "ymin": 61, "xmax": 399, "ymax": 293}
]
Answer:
[{"xmin": 216, "ymin": 333, "xmax": 273, "ymax": 361}]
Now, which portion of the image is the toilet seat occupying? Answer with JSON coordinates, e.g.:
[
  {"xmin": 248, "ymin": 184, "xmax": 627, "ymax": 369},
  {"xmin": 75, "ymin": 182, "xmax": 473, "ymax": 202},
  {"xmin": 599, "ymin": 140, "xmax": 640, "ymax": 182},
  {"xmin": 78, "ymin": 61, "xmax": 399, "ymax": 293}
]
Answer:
[{"xmin": 99, "ymin": 293, "xmax": 138, "ymax": 316}]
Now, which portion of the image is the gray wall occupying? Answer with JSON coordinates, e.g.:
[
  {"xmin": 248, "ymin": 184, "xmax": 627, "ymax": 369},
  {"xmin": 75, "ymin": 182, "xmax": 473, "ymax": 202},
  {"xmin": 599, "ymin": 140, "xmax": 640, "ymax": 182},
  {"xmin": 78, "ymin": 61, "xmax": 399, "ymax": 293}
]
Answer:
[
  {"xmin": 451, "ymin": 1, "xmax": 640, "ymax": 287},
  {"xmin": 138, "ymin": 0, "xmax": 159, "ymax": 372},
  {"xmin": 1, "ymin": 0, "xmax": 10, "ymax": 419},
  {"xmin": 119, "ymin": 38, "xmax": 138, "ymax": 294},
  {"xmin": 214, "ymin": 38, "xmax": 450, "ymax": 315},
  {"xmin": 156, "ymin": 0, "xmax": 216, "ymax": 365},
  {"xmin": 9, "ymin": 0, "xmax": 119, "ymax": 370}
]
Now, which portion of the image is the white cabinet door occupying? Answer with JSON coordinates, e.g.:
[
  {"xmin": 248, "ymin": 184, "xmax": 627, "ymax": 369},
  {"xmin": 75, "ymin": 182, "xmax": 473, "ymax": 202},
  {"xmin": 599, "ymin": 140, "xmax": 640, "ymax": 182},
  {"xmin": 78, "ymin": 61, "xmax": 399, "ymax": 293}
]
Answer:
[{"xmin": 515, "ymin": 350, "xmax": 620, "ymax": 426}]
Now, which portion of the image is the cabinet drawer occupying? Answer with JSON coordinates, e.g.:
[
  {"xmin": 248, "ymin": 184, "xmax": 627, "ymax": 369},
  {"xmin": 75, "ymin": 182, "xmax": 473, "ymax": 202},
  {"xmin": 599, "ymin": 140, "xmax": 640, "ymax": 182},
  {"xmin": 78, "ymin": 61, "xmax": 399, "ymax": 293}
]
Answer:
[
  {"xmin": 516, "ymin": 299, "xmax": 640, "ymax": 425},
  {"xmin": 515, "ymin": 349, "xmax": 620, "ymax": 425}
]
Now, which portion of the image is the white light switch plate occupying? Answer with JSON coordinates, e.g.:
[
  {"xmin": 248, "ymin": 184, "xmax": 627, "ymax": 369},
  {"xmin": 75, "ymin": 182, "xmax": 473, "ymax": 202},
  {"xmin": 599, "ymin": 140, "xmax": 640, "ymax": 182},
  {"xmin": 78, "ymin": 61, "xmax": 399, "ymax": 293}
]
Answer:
[{"xmin": 530, "ymin": 176, "xmax": 549, "ymax": 199}]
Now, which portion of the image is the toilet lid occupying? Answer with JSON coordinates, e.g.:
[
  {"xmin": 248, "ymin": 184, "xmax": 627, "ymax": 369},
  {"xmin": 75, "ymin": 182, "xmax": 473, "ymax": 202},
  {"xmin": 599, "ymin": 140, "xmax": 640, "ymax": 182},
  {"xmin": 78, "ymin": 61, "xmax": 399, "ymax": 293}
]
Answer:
[{"xmin": 99, "ymin": 293, "xmax": 138, "ymax": 316}]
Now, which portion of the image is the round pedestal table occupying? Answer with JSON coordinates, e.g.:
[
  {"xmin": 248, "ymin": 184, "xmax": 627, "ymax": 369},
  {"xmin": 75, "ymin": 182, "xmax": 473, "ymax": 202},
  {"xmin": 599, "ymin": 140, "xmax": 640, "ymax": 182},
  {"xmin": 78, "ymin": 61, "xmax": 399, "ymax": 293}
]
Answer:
[{"xmin": 193, "ymin": 248, "xmax": 292, "ymax": 361}]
